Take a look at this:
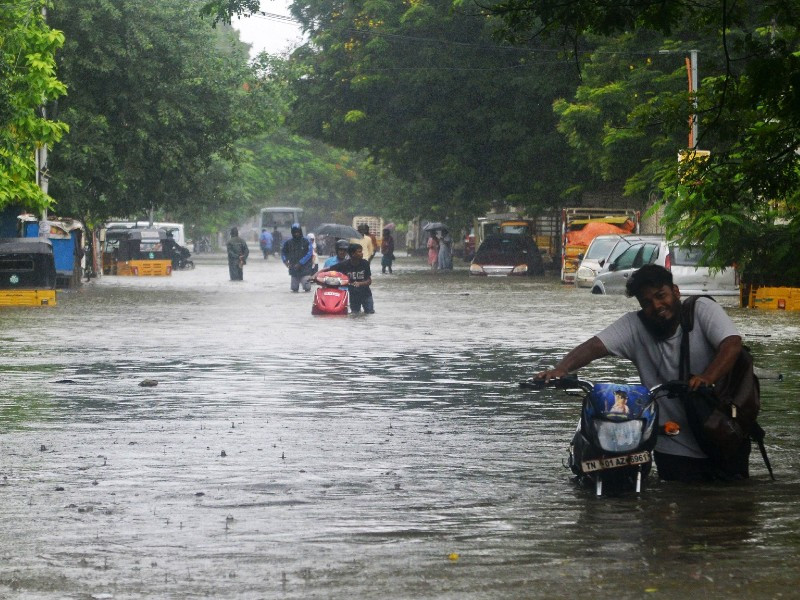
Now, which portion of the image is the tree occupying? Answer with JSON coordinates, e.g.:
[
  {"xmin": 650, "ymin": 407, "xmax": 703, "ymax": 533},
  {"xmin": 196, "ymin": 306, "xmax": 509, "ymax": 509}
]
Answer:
[
  {"xmin": 238, "ymin": 127, "xmax": 424, "ymax": 228},
  {"xmin": 47, "ymin": 0, "xmax": 280, "ymax": 227},
  {"xmin": 0, "ymin": 0, "xmax": 68, "ymax": 212},
  {"xmin": 286, "ymin": 0, "xmax": 580, "ymax": 225},
  {"xmin": 489, "ymin": 0, "xmax": 800, "ymax": 282}
]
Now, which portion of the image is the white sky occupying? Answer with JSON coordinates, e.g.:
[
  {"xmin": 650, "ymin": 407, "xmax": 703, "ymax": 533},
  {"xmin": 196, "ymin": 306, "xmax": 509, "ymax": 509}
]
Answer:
[{"xmin": 232, "ymin": 1, "xmax": 306, "ymax": 57}]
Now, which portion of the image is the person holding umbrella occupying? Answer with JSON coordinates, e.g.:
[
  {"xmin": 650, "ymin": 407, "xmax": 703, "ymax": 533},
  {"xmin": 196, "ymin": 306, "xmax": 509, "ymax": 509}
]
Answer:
[{"xmin": 437, "ymin": 228, "xmax": 453, "ymax": 270}]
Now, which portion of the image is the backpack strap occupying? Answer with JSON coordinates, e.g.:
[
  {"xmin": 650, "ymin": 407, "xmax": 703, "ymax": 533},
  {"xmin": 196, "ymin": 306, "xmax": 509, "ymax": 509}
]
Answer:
[
  {"xmin": 750, "ymin": 421, "xmax": 775, "ymax": 480},
  {"xmin": 679, "ymin": 296, "xmax": 699, "ymax": 380},
  {"xmin": 679, "ymin": 295, "xmax": 716, "ymax": 380}
]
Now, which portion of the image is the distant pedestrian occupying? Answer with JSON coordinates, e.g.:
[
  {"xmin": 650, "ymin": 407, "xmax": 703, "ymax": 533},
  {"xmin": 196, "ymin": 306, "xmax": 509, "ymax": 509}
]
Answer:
[
  {"xmin": 360, "ymin": 224, "xmax": 379, "ymax": 263},
  {"xmin": 271, "ymin": 226, "xmax": 283, "ymax": 258},
  {"xmin": 427, "ymin": 233, "xmax": 439, "ymax": 271},
  {"xmin": 353, "ymin": 224, "xmax": 375, "ymax": 262},
  {"xmin": 226, "ymin": 227, "xmax": 249, "ymax": 281},
  {"xmin": 437, "ymin": 228, "xmax": 453, "ymax": 270},
  {"xmin": 259, "ymin": 228, "xmax": 273, "ymax": 259},
  {"xmin": 380, "ymin": 228, "xmax": 395, "ymax": 274},
  {"xmin": 281, "ymin": 223, "xmax": 314, "ymax": 292}
]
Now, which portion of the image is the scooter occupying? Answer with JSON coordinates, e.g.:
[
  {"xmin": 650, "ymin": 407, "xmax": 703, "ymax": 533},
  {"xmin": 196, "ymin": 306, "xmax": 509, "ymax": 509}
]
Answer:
[
  {"xmin": 311, "ymin": 270, "xmax": 350, "ymax": 315},
  {"xmin": 172, "ymin": 246, "xmax": 194, "ymax": 270},
  {"xmin": 521, "ymin": 375, "xmax": 686, "ymax": 496}
]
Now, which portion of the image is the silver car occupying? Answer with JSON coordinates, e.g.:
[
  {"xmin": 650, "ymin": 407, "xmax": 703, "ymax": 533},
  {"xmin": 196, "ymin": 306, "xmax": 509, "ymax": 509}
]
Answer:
[
  {"xmin": 574, "ymin": 234, "xmax": 624, "ymax": 288},
  {"xmin": 590, "ymin": 236, "xmax": 739, "ymax": 296}
]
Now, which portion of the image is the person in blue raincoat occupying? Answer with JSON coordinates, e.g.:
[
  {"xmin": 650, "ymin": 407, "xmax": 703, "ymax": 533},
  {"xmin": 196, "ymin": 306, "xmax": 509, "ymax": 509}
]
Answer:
[
  {"xmin": 259, "ymin": 228, "xmax": 273, "ymax": 259},
  {"xmin": 281, "ymin": 223, "xmax": 314, "ymax": 292}
]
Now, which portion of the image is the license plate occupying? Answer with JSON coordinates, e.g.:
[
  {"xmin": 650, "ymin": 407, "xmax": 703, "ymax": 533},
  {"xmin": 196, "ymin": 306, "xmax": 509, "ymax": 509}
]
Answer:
[{"xmin": 581, "ymin": 451, "xmax": 650, "ymax": 473}]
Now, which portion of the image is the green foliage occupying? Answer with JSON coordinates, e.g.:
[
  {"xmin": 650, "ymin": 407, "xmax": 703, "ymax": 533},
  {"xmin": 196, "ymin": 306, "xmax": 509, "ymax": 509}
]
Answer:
[
  {"xmin": 0, "ymin": 0, "xmax": 68, "ymax": 212},
  {"xmin": 199, "ymin": 0, "xmax": 260, "ymax": 25},
  {"xmin": 493, "ymin": 0, "xmax": 800, "ymax": 282},
  {"xmin": 47, "ymin": 0, "xmax": 280, "ymax": 227},
  {"xmin": 552, "ymin": 31, "xmax": 690, "ymax": 197},
  {"xmin": 288, "ymin": 0, "xmax": 580, "ymax": 225},
  {"xmin": 239, "ymin": 127, "xmax": 424, "ymax": 227}
]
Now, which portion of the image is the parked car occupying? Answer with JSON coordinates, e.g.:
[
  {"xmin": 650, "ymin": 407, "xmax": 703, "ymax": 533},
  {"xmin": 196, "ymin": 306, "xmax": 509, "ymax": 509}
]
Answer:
[
  {"xmin": 469, "ymin": 233, "xmax": 545, "ymax": 276},
  {"xmin": 574, "ymin": 234, "xmax": 624, "ymax": 288},
  {"xmin": 590, "ymin": 236, "xmax": 739, "ymax": 296}
]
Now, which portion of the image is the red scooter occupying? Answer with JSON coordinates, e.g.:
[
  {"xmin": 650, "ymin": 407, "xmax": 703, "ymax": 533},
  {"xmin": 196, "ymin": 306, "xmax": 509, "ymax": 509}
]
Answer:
[{"xmin": 311, "ymin": 270, "xmax": 350, "ymax": 315}]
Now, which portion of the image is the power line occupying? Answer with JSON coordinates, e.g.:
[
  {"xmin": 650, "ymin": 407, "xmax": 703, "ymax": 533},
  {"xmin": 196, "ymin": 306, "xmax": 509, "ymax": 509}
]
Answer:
[
  {"xmin": 250, "ymin": 11, "xmax": 298, "ymax": 25},
  {"xmin": 248, "ymin": 11, "xmax": 713, "ymax": 61}
]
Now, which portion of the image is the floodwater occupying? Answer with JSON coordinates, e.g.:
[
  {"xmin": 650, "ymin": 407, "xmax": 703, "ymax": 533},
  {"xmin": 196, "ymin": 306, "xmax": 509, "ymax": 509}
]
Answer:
[{"xmin": 1, "ymin": 253, "xmax": 798, "ymax": 600}]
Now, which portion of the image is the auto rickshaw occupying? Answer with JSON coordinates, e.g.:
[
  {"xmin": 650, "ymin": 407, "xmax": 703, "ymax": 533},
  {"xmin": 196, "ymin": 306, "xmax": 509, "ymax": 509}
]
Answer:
[
  {"xmin": 18, "ymin": 214, "xmax": 85, "ymax": 288},
  {"xmin": 103, "ymin": 227, "xmax": 172, "ymax": 276},
  {"xmin": 0, "ymin": 238, "xmax": 57, "ymax": 306}
]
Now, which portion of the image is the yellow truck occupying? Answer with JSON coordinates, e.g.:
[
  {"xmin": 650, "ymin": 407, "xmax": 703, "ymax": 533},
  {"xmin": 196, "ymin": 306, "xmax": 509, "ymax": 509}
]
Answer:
[{"xmin": 561, "ymin": 208, "xmax": 640, "ymax": 284}]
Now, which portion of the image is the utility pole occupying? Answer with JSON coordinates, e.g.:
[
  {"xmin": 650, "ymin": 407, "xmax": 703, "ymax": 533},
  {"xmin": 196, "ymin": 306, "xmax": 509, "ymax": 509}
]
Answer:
[
  {"xmin": 685, "ymin": 50, "xmax": 699, "ymax": 148},
  {"xmin": 36, "ymin": 5, "xmax": 49, "ymax": 222}
]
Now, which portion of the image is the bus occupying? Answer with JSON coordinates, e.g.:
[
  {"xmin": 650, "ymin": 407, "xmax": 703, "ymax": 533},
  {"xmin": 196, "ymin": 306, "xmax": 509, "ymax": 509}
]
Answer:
[{"xmin": 259, "ymin": 207, "xmax": 303, "ymax": 241}]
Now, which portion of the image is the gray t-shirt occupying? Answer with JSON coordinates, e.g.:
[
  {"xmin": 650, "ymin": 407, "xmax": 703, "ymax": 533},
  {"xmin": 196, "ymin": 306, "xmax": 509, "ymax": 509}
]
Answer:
[{"xmin": 596, "ymin": 298, "xmax": 740, "ymax": 458}]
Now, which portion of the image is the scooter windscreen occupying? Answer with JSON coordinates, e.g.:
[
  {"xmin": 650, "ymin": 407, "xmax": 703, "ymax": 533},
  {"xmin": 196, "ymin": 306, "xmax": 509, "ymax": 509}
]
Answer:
[{"xmin": 583, "ymin": 383, "xmax": 658, "ymax": 453}]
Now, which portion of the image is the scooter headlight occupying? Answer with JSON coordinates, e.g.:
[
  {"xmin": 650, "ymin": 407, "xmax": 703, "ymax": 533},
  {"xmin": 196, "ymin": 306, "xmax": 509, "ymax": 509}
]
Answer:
[{"xmin": 593, "ymin": 419, "xmax": 643, "ymax": 453}]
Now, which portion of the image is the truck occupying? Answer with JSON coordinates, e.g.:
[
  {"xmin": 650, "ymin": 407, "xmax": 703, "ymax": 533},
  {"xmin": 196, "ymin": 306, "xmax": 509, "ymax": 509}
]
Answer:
[
  {"xmin": 560, "ymin": 207, "xmax": 640, "ymax": 284},
  {"xmin": 352, "ymin": 216, "xmax": 384, "ymax": 237},
  {"xmin": 470, "ymin": 211, "xmax": 560, "ymax": 268},
  {"xmin": 352, "ymin": 216, "xmax": 384, "ymax": 248}
]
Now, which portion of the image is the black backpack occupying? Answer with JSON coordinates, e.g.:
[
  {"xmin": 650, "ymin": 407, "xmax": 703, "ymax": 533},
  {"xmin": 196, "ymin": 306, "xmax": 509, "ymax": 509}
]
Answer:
[{"xmin": 679, "ymin": 296, "xmax": 774, "ymax": 479}]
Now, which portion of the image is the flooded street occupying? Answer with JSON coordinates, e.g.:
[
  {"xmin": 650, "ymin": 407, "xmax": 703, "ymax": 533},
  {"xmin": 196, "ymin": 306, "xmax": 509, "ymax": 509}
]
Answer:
[{"xmin": 1, "ymin": 254, "xmax": 799, "ymax": 599}]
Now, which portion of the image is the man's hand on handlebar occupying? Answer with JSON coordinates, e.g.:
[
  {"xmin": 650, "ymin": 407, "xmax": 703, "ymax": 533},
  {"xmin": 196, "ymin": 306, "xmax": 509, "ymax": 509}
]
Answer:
[
  {"xmin": 534, "ymin": 366, "xmax": 569, "ymax": 383},
  {"xmin": 688, "ymin": 374, "xmax": 712, "ymax": 391}
]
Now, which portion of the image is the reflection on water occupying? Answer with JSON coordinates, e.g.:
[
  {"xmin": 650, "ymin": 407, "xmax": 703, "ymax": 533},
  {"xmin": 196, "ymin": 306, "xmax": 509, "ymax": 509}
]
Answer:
[{"xmin": 0, "ymin": 254, "xmax": 798, "ymax": 598}]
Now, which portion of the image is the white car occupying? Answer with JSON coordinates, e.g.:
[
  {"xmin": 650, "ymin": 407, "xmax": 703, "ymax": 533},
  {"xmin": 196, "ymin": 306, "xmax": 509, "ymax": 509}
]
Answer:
[
  {"xmin": 574, "ymin": 234, "xmax": 624, "ymax": 288},
  {"xmin": 591, "ymin": 237, "xmax": 739, "ymax": 296}
]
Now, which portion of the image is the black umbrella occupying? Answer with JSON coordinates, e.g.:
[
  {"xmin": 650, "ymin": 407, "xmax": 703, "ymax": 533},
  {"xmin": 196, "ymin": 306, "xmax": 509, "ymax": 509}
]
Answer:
[
  {"xmin": 423, "ymin": 221, "xmax": 447, "ymax": 231},
  {"xmin": 314, "ymin": 223, "xmax": 363, "ymax": 238}
]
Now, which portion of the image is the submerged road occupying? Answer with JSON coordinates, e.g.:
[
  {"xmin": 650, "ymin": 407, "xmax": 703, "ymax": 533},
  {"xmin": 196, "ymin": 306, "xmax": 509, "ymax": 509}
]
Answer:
[{"xmin": 0, "ymin": 252, "xmax": 798, "ymax": 599}]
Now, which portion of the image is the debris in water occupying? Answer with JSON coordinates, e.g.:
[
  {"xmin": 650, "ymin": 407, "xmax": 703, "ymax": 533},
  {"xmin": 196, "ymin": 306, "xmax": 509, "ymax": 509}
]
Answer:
[
  {"xmin": 448, "ymin": 553, "xmax": 460, "ymax": 562},
  {"xmin": 220, "ymin": 450, "xmax": 227, "ymax": 457},
  {"xmin": 139, "ymin": 379, "xmax": 158, "ymax": 387}
]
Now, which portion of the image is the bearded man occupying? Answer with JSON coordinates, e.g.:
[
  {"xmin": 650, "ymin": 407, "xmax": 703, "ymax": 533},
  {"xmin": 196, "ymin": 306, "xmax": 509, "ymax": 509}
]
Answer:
[{"xmin": 535, "ymin": 264, "xmax": 744, "ymax": 482}]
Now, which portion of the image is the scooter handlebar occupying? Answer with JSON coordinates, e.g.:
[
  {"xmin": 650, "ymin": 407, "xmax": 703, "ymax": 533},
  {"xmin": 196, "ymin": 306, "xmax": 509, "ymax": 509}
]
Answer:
[{"xmin": 519, "ymin": 375, "xmax": 593, "ymax": 393}]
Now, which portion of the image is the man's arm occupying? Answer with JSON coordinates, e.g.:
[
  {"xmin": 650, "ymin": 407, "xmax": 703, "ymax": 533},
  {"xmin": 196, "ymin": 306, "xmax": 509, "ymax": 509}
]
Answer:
[
  {"xmin": 535, "ymin": 336, "xmax": 610, "ymax": 381},
  {"xmin": 690, "ymin": 334, "xmax": 742, "ymax": 390}
]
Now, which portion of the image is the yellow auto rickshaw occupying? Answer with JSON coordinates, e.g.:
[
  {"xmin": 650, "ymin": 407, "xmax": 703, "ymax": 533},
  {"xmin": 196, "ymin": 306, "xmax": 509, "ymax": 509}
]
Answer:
[
  {"xmin": 0, "ymin": 238, "xmax": 57, "ymax": 306},
  {"xmin": 102, "ymin": 227, "xmax": 172, "ymax": 276}
]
